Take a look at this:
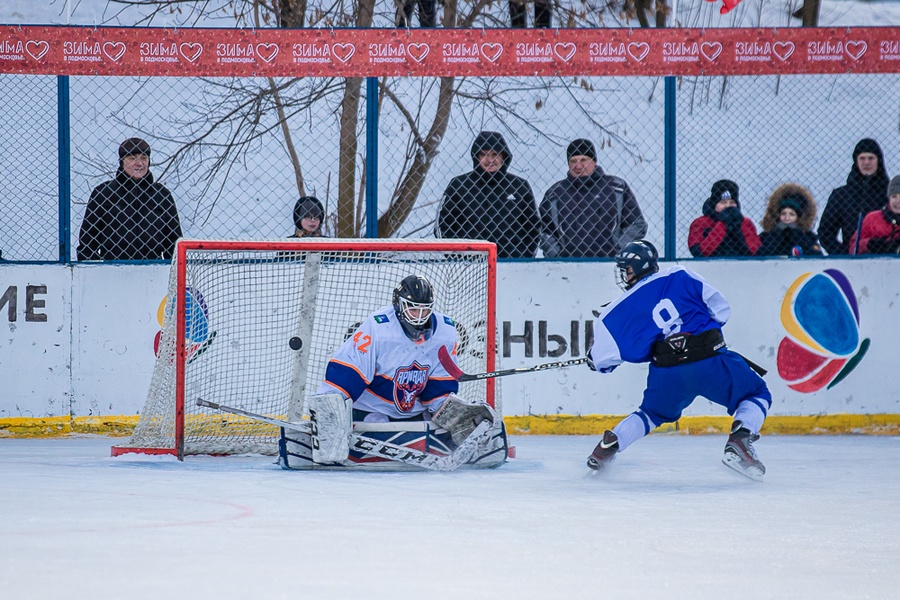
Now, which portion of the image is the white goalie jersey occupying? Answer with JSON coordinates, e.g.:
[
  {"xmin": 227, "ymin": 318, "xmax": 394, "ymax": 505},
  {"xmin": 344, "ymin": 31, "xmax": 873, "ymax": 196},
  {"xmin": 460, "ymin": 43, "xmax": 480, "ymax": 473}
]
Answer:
[{"xmin": 317, "ymin": 305, "xmax": 460, "ymax": 420}]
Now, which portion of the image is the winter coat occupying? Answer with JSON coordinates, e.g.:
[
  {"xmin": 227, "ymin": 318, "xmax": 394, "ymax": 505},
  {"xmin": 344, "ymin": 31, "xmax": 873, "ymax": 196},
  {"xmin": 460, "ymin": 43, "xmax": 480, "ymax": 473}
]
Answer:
[
  {"xmin": 436, "ymin": 132, "xmax": 539, "ymax": 258},
  {"xmin": 539, "ymin": 168, "xmax": 647, "ymax": 258},
  {"xmin": 819, "ymin": 140, "xmax": 891, "ymax": 255},
  {"xmin": 687, "ymin": 191, "xmax": 761, "ymax": 257},
  {"xmin": 849, "ymin": 208, "xmax": 900, "ymax": 255},
  {"xmin": 77, "ymin": 169, "xmax": 182, "ymax": 261},
  {"xmin": 758, "ymin": 183, "xmax": 824, "ymax": 257}
]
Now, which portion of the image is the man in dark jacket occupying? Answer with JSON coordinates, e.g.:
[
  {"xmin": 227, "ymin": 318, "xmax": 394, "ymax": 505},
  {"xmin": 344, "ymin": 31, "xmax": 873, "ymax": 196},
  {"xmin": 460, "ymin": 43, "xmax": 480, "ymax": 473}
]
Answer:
[
  {"xmin": 77, "ymin": 138, "xmax": 182, "ymax": 261},
  {"xmin": 539, "ymin": 139, "xmax": 647, "ymax": 258},
  {"xmin": 819, "ymin": 138, "xmax": 891, "ymax": 255},
  {"xmin": 436, "ymin": 131, "xmax": 539, "ymax": 258}
]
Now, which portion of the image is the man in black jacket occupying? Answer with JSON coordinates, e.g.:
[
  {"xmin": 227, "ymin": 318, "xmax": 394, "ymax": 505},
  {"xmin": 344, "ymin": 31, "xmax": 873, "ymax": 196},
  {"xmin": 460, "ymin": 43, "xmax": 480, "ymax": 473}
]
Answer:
[
  {"xmin": 77, "ymin": 138, "xmax": 182, "ymax": 261},
  {"xmin": 540, "ymin": 139, "xmax": 647, "ymax": 258},
  {"xmin": 436, "ymin": 131, "xmax": 539, "ymax": 258},
  {"xmin": 819, "ymin": 138, "xmax": 891, "ymax": 255}
]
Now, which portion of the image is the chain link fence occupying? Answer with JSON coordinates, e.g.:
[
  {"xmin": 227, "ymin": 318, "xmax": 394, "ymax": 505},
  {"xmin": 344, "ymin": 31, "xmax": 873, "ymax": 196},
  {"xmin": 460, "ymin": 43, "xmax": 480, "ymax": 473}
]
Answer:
[{"xmin": 1, "ymin": 71, "xmax": 898, "ymax": 262}]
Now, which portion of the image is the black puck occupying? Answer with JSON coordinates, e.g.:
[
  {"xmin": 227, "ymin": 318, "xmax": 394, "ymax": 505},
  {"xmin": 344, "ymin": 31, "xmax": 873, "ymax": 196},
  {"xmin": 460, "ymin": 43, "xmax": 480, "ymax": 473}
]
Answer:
[{"xmin": 289, "ymin": 337, "xmax": 303, "ymax": 351}]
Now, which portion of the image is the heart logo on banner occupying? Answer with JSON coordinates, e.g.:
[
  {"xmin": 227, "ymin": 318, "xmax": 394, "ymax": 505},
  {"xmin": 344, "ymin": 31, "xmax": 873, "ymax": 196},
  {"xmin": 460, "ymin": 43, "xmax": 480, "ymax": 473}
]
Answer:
[
  {"xmin": 627, "ymin": 42, "xmax": 650, "ymax": 61},
  {"xmin": 845, "ymin": 41, "xmax": 867, "ymax": 60},
  {"xmin": 179, "ymin": 43, "xmax": 203, "ymax": 63},
  {"xmin": 553, "ymin": 42, "xmax": 576, "ymax": 62},
  {"xmin": 407, "ymin": 43, "xmax": 430, "ymax": 63},
  {"xmin": 256, "ymin": 43, "xmax": 279, "ymax": 63},
  {"xmin": 25, "ymin": 40, "xmax": 50, "ymax": 60},
  {"xmin": 331, "ymin": 43, "xmax": 355, "ymax": 63},
  {"xmin": 480, "ymin": 43, "xmax": 503, "ymax": 62},
  {"xmin": 772, "ymin": 41, "xmax": 794, "ymax": 61},
  {"xmin": 700, "ymin": 41, "xmax": 722, "ymax": 61},
  {"xmin": 103, "ymin": 41, "xmax": 126, "ymax": 61}
]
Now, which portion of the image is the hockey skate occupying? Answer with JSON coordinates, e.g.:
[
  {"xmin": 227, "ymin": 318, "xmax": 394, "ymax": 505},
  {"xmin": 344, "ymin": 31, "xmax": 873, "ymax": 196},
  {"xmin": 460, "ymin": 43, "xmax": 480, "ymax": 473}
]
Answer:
[
  {"xmin": 722, "ymin": 420, "xmax": 765, "ymax": 481},
  {"xmin": 586, "ymin": 430, "xmax": 619, "ymax": 471}
]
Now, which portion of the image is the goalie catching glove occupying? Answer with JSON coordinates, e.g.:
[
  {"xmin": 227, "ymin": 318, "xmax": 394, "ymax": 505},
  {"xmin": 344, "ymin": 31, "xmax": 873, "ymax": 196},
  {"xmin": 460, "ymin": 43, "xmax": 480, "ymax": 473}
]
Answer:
[{"xmin": 432, "ymin": 394, "xmax": 496, "ymax": 446}]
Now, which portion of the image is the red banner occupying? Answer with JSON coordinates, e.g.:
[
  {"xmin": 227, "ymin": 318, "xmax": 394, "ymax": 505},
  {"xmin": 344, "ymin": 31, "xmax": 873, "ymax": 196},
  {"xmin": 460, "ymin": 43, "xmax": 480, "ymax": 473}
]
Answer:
[{"xmin": 0, "ymin": 25, "xmax": 897, "ymax": 77}]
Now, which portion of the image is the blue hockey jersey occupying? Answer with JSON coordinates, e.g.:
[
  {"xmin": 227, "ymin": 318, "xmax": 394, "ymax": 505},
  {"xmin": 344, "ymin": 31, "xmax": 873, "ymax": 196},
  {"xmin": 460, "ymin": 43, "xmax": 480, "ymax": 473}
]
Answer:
[{"xmin": 590, "ymin": 266, "xmax": 731, "ymax": 370}]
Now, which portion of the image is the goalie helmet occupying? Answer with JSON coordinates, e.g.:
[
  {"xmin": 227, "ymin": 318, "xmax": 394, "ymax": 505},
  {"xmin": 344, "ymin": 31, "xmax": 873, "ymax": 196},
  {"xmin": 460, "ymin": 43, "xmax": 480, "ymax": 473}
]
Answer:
[
  {"xmin": 393, "ymin": 275, "xmax": 435, "ymax": 341},
  {"xmin": 615, "ymin": 240, "xmax": 659, "ymax": 291}
]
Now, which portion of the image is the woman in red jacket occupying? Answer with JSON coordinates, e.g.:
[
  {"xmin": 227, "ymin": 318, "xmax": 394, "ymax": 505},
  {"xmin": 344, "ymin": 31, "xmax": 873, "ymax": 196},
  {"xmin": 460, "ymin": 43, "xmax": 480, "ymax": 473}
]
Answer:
[
  {"xmin": 851, "ymin": 175, "xmax": 900, "ymax": 255},
  {"xmin": 688, "ymin": 179, "xmax": 761, "ymax": 257}
]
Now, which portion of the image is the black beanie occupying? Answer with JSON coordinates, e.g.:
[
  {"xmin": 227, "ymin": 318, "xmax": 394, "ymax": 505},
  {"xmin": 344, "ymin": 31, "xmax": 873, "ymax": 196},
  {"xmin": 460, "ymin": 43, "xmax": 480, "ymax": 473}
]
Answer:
[
  {"xmin": 853, "ymin": 138, "xmax": 882, "ymax": 161},
  {"xmin": 119, "ymin": 137, "xmax": 151, "ymax": 159},
  {"xmin": 779, "ymin": 194, "xmax": 806, "ymax": 217},
  {"xmin": 567, "ymin": 138, "xmax": 596, "ymax": 162},
  {"xmin": 293, "ymin": 196, "xmax": 324, "ymax": 229},
  {"xmin": 709, "ymin": 179, "xmax": 739, "ymax": 207}
]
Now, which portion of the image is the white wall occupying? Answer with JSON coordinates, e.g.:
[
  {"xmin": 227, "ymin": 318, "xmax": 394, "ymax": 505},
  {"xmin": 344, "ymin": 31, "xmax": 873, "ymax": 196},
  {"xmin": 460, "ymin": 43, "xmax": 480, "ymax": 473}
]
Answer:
[{"xmin": 1, "ymin": 258, "xmax": 897, "ymax": 418}]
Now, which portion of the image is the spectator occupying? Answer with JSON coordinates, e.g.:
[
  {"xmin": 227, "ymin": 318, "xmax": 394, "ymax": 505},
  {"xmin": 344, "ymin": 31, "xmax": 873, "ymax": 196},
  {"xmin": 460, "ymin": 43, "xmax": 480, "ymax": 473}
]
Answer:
[
  {"xmin": 510, "ymin": 0, "xmax": 551, "ymax": 28},
  {"xmin": 436, "ymin": 131, "xmax": 539, "ymax": 258},
  {"xmin": 850, "ymin": 175, "xmax": 900, "ymax": 255},
  {"xmin": 539, "ymin": 139, "xmax": 647, "ymax": 258},
  {"xmin": 291, "ymin": 196, "xmax": 325, "ymax": 238},
  {"xmin": 688, "ymin": 179, "xmax": 761, "ymax": 257},
  {"xmin": 77, "ymin": 138, "xmax": 182, "ymax": 261},
  {"xmin": 819, "ymin": 138, "xmax": 891, "ymax": 255},
  {"xmin": 758, "ymin": 184, "xmax": 824, "ymax": 257},
  {"xmin": 397, "ymin": 0, "xmax": 435, "ymax": 27}
]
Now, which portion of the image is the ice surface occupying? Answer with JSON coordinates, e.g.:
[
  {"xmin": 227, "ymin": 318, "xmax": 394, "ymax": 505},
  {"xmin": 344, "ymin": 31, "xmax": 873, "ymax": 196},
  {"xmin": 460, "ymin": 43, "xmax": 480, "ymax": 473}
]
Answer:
[{"xmin": 2, "ymin": 434, "xmax": 899, "ymax": 599}]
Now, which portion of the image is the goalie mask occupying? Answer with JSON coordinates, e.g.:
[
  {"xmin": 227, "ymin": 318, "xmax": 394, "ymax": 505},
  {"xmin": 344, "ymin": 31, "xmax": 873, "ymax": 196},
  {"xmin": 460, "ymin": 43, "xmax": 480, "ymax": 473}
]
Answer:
[
  {"xmin": 393, "ymin": 275, "xmax": 435, "ymax": 341},
  {"xmin": 615, "ymin": 240, "xmax": 659, "ymax": 291}
]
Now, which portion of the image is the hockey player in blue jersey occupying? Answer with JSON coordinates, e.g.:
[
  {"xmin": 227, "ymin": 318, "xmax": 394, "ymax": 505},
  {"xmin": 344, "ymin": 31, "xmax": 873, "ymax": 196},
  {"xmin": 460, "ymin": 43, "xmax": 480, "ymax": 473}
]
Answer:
[
  {"xmin": 319, "ymin": 275, "xmax": 466, "ymax": 424},
  {"xmin": 586, "ymin": 240, "xmax": 772, "ymax": 479}
]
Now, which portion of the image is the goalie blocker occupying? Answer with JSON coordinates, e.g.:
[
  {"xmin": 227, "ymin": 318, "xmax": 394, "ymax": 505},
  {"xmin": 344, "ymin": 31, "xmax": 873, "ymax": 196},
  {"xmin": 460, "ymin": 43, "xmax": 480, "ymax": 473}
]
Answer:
[{"xmin": 279, "ymin": 394, "xmax": 508, "ymax": 471}]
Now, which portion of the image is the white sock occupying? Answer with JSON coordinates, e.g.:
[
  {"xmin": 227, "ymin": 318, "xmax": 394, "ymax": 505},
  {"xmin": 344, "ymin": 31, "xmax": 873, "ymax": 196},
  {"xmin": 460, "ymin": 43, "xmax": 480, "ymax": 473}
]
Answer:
[
  {"xmin": 612, "ymin": 412, "xmax": 649, "ymax": 452},
  {"xmin": 733, "ymin": 400, "xmax": 766, "ymax": 435}
]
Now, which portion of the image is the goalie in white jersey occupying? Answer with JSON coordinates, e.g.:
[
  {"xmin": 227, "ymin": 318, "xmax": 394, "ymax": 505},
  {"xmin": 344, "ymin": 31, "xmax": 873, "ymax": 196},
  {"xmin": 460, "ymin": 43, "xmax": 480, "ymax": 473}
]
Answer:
[
  {"xmin": 586, "ymin": 240, "xmax": 773, "ymax": 480},
  {"xmin": 318, "ymin": 275, "xmax": 461, "ymax": 423}
]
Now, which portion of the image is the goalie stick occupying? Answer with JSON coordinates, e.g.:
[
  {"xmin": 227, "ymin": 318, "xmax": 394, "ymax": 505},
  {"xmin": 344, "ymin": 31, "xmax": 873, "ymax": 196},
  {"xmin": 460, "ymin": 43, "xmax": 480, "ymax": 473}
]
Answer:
[
  {"xmin": 438, "ymin": 344, "xmax": 587, "ymax": 382},
  {"xmin": 196, "ymin": 399, "xmax": 491, "ymax": 472}
]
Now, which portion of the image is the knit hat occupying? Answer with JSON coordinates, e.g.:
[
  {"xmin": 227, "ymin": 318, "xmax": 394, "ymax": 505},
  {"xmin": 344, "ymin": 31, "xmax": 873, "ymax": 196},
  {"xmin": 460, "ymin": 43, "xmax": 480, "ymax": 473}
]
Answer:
[
  {"xmin": 293, "ymin": 196, "xmax": 324, "ymax": 229},
  {"xmin": 779, "ymin": 193, "xmax": 807, "ymax": 217},
  {"xmin": 119, "ymin": 137, "xmax": 151, "ymax": 159},
  {"xmin": 566, "ymin": 138, "xmax": 596, "ymax": 162},
  {"xmin": 853, "ymin": 138, "xmax": 882, "ymax": 161},
  {"xmin": 709, "ymin": 179, "xmax": 739, "ymax": 206},
  {"xmin": 889, "ymin": 175, "xmax": 900, "ymax": 198}
]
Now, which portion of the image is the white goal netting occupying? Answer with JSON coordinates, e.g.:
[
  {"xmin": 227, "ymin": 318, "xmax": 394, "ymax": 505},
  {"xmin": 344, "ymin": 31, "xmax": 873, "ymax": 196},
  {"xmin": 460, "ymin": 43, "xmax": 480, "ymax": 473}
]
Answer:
[{"xmin": 120, "ymin": 239, "xmax": 497, "ymax": 456}]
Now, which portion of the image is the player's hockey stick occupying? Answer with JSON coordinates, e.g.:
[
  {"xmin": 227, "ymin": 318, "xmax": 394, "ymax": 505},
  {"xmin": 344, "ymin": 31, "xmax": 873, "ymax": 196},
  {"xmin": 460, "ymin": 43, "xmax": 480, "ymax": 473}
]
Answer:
[
  {"xmin": 196, "ymin": 399, "xmax": 489, "ymax": 472},
  {"xmin": 437, "ymin": 345, "xmax": 587, "ymax": 382}
]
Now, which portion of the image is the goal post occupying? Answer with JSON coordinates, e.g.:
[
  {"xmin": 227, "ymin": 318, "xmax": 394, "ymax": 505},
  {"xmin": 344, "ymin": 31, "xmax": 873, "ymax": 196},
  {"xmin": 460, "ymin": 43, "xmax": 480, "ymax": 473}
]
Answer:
[{"xmin": 112, "ymin": 238, "xmax": 498, "ymax": 459}]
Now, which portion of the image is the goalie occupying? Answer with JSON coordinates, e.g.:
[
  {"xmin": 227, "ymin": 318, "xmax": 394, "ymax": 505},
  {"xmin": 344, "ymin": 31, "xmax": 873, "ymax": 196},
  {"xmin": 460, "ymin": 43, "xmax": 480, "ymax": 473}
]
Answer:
[{"xmin": 310, "ymin": 275, "xmax": 496, "ymax": 461}]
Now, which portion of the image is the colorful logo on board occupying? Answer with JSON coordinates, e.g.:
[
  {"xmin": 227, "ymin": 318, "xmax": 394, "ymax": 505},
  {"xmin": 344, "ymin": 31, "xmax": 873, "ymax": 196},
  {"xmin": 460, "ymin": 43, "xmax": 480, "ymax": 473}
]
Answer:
[
  {"xmin": 776, "ymin": 269, "xmax": 869, "ymax": 392},
  {"xmin": 153, "ymin": 286, "xmax": 216, "ymax": 363}
]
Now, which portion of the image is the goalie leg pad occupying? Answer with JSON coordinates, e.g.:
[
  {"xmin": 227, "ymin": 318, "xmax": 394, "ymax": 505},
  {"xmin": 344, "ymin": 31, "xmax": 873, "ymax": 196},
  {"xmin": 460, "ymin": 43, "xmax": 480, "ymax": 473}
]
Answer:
[
  {"xmin": 432, "ymin": 393, "xmax": 496, "ymax": 446},
  {"xmin": 308, "ymin": 393, "xmax": 352, "ymax": 464},
  {"xmin": 278, "ymin": 428, "xmax": 314, "ymax": 470}
]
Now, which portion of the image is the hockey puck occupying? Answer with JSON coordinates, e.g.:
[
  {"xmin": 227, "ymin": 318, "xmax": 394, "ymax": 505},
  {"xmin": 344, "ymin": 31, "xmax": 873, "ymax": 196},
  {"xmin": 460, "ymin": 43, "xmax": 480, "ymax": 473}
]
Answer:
[{"xmin": 289, "ymin": 337, "xmax": 303, "ymax": 351}]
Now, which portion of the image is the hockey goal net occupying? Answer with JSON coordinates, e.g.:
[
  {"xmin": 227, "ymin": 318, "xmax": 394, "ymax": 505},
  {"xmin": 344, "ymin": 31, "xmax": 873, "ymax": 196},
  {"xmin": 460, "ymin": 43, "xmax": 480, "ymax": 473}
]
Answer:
[{"xmin": 112, "ymin": 239, "xmax": 497, "ymax": 458}]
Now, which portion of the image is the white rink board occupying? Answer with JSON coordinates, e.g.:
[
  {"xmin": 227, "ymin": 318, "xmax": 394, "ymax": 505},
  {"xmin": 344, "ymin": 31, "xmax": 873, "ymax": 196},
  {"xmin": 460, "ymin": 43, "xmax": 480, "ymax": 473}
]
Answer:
[{"xmin": 1, "ymin": 258, "xmax": 898, "ymax": 418}]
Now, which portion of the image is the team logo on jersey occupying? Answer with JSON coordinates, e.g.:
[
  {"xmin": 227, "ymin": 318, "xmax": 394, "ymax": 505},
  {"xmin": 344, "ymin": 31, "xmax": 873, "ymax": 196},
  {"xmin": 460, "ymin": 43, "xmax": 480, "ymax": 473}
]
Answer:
[
  {"xmin": 374, "ymin": 314, "xmax": 390, "ymax": 324},
  {"xmin": 443, "ymin": 315, "xmax": 455, "ymax": 326},
  {"xmin": 393, "ymin": 362, "xmax": 429, "ymax": 412},
  {"xmin": 776, "ymin": 269, "xmax": 869, "ymax": 393}
]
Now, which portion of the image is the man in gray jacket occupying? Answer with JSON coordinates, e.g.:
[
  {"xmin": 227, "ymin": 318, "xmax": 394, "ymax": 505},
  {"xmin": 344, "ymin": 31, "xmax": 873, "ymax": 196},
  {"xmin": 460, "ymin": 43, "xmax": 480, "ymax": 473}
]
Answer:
[{"xmin": 540, "ymin": 139, "xmax": 647, "ymax": 258}]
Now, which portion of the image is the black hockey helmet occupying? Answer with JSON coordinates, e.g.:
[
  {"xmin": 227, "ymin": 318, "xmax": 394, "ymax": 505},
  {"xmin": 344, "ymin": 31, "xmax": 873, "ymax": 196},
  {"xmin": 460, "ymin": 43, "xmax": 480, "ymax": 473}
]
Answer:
[
  {"xmin": 615, "ymin": 240, "xmax": 659, "ymax": 291},
  {"xmin": 392, "ymin": 275, "xmax": 435, "ymax": 341}
]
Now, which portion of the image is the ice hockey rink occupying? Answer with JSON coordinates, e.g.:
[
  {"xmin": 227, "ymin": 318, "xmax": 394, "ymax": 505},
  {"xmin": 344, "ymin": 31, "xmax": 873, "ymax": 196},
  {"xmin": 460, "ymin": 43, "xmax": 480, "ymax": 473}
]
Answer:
[{"xmin": 2, "ymin": 434, "xmax": 898, "ymax": 600}]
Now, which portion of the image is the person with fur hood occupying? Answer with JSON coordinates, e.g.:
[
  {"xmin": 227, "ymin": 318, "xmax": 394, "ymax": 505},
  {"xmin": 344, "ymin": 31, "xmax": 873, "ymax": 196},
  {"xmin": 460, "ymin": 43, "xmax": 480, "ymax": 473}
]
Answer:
[
  {"xmin": 758, "ymin": 184, "xmax": 824, "ymax": 257},
  {"xmin": 688, "ymin": 179, "xmax": 761, "ymax": 257}
]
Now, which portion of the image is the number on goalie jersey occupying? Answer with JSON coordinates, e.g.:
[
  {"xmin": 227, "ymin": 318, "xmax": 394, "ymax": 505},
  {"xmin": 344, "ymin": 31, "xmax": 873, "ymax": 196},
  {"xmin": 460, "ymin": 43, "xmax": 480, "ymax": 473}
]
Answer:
[{"xmin": 318, "ymin": 275, "xmax": 460, "ymax": 422}]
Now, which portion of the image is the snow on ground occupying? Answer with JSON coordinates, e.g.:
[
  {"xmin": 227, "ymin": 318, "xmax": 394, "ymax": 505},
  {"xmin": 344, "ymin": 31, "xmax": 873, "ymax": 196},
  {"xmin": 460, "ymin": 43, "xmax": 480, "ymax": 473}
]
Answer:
[{"xmin": 2, "ymin": 434, "xmax": 899, "ymax": 600}]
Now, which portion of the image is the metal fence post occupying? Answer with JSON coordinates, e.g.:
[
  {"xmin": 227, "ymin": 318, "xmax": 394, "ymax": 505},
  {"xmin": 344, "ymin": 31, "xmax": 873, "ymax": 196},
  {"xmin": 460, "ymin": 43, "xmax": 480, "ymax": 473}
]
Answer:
[
  {"xmin": 58, "ymin": 75, "xmax": 71, "ymax": 263},
  {"xmin": 365, "ymin": 77, "xmax": 379, "ymax": 239},
  {"xmin": 663, "ymin": 75, "xmax": 676, "ymax": 261}
]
